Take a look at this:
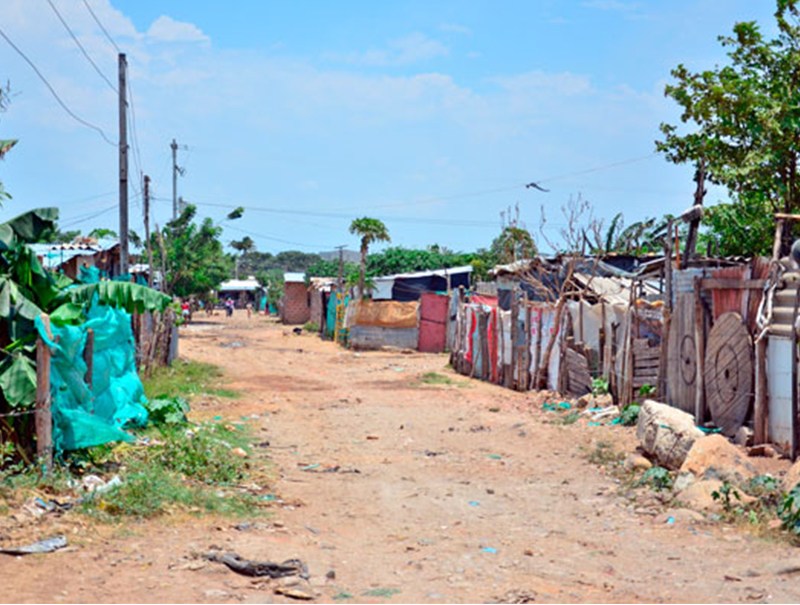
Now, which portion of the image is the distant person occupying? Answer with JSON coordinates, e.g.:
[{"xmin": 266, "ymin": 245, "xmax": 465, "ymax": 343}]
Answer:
[
  {"xmin": 225, "ymin": 298, "xmax": 234, "ymax": 318},
  {"xmin": 181, "ymin": 300, "xmax": 191, "ymax": 323},
  {"xmin": 246, "ymin": 301, "xmax": 253, "ymax": 319}
]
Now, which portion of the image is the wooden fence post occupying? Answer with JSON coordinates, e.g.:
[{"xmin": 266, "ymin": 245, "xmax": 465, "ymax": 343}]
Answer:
[
  {"xmin": 35, "ymin": 314, "xmax": 53, "ymax": 472},
  {"xmin": 694, "ymin": 276, "xmax": 707, "ymax": 426},
  {"xmin": 84, "ymin": 328, "xmax": 94, "ymax": 389}
]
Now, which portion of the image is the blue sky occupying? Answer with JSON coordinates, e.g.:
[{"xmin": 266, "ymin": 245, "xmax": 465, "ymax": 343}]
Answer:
[{"xmin": 0, "ymin": 0, "xmax": 780, "ymax": 255}]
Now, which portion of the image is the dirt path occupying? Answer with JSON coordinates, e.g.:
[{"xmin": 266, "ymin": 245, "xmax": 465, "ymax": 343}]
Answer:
[{"xmin": 3, "ymin": 313, "xmax": 800, "ymax": 603}]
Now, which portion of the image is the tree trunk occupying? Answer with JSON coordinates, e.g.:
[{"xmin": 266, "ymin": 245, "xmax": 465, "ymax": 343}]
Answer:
[{"xmin": 358, "ymin": 243, "xmax": 367, "ymax": 300}]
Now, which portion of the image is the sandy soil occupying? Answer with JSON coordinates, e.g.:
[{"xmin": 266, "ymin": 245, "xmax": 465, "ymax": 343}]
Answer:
[{"xmin": 2, "ymin": 312, "xmax": 800, "ymax": 604}]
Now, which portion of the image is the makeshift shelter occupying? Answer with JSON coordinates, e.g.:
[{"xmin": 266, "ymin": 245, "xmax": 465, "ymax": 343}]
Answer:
[
  {"xmin": 281, "ymin": 272, "xmax": 310, "ymax": 325},
  {"xmin": 372, "ymin": 265, "xmax": 472, "ymax": 302},
  {"xmin": 218, "ymin": 276, "xmax": 262, "ymax": 308}
]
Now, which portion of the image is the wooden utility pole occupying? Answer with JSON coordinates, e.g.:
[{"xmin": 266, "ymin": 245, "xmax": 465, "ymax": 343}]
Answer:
[
  {"xmin": 144, "ymin": 175, "xmax": 153, "ymax": 288},
  {"xmin": 335, "ymin": 245, "xmax": 346, "ymax": 292},
  {"xmin": 118, "ymin": 53, "xmax": 129, "ymax": 276},
  {"xmin": 171, "ymin": 138, "xmax": 178, "ymax": 220},
  {"xmin": 682, "ymin": 159, "xmax": 706, "ymax": 269}
]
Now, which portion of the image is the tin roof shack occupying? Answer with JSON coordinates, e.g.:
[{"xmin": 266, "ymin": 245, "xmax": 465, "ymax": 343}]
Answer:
[
  {"xmin": 451, "ymin": 256, "xmax": 664, "ymax": 401},
  {"xmin": 31, "ymin": 238, "xmax": 124, "ymax": 281},
  {"xmin": 308, "ymin": 277, "xmax": 335, "ymax": 334},
  {"xmin": 219, "ymin": 276, "xmax": 262, "ymax": 308},
  {"xmin": 281, "ymin": 272, "xmax": 310, "ymax": 325},
  {"xmin": 372, "ymin": 265, "xmax": 472, "ymax": 301}
]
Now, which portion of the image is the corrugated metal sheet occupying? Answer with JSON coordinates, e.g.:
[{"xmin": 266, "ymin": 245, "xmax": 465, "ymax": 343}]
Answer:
[
  {"xmin": 418, "ymin": 293, "xmax": 448, "ymax": 353},
  {"xmin": 767, "ymin": 336, "xmax": 793, "ymax": 449},
  {"xmin": 349, "ymin": 326, "xmax": 419, "ymax": 350}
]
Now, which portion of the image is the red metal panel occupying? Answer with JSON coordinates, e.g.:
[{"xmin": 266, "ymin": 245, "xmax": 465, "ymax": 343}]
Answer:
[{"xmin": 419, "ymin": 293, "xmax": 448, "ymax": 352}]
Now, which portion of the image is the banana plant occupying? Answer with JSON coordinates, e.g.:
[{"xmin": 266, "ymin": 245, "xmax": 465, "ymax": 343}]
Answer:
[{"xmin": 0, "ymin": 208, "xmax": 171, "ymax": 421}]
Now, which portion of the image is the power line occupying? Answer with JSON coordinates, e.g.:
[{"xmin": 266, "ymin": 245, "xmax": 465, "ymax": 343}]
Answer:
[
  {"xmin": 0, "ymin": 26, "xmax": 116, "ymax": 147},
  {"xmin": 60, "ymin": 203, "xmax": 118, "ymax": 228},
  {"xmin": 80, "ymin": 0, "xmax": 121, "ymax": 53},
  {"xmin": 45, "ymin": 0, "xmax": 117, "ymax": 93},
  {"xmin": 537, "ymin": 153, "xmax": 658, "ymax": 185},
  {"xmin": 151, "ymin": 196, "xmax": 498, "ymax": 228},
  {"xmin": 225, "ymin": 223, "xmax": 336, "ymax": 250}
]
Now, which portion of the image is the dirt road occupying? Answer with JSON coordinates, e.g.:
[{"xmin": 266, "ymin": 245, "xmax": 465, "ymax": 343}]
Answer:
[{"xmin": 3, "ymin": 313, "xmax": 800, "ymax": 603}]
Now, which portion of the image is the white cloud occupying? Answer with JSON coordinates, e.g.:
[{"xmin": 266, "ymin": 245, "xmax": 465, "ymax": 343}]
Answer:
[
  {"xmin": 439, "ymin": 23, "xmax": 472, "ymax": 35},
  {"xmin": 324, "ymin": 32, "xmax": 449, "ymax": 66},
  {"xmin": 146, "ymin": 15, "xmax": 209, "ymax": 44},
  {"xmin": 492, "ymin": 71, "xmax": 593, "ymax": 97},
  {"xmin": 582, "ymin": 0, "xmax": 640, "ymax": 11}
]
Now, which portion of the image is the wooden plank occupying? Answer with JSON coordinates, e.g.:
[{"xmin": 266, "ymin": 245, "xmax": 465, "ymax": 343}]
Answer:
[
  {"xmin": 694, "ymin": 277, "xmax": 706, "ymax": 424},
  {"xmin": 700, "ymin": 278, "xmax": 766, "ymax": 291},
  {"xmin": 774, "ymin": 212, "xmax": 800, "ymax": 221},
  {"xmin": 754, "ymin": 336, "xmax": 768, "ymax": 444},
  {"xmin": 704, "ymin": 312, "xmax": 753, "ymax": 437}
]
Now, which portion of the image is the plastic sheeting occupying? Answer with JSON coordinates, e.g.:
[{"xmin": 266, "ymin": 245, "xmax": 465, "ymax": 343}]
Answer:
[
  {"xmin": 36, "ymin": 303, "xmax": 148, "ymax": 454},
  {"xmin": 353, "ymin": 299, "xmax": 419, "ymax": 329}
]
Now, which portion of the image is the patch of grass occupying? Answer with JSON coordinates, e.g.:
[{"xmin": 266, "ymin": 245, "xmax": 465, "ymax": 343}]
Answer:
[
  {"xmin": 143, "ymin": 359, "xmax": 239, "ymax": 400},
  {"xmin": 80, "ymin": 421, "xmax": 265, "ymax": 520},
  {"xmin": 419, "ymin": 371, "xmax": 455, "ymax": 385},
  {"xmin": 362, "ymin": 588, "xmax": 401, "ymax": 598},
  {"xmin": 303, "ymin": 321, "xmax": 319, "ymax": 333},
  {"xmin": 417, "ymin": 371, "xmax": 471, "ymax": 388},
  {"xmin": 557, "ymin": 412, "xmax": 581, "ymax": 425},
  {"xmin": 586, "ymin": 440, "xmax": 626, "ymax": 468}
]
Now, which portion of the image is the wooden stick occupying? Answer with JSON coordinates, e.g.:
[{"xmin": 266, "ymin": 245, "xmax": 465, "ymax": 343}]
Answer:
[
  {"xmin": 792, "ymin": 285, "xmax": 800, "ymax": 460},
  {"xmin": 84, "ymin": 328, "xmax": 94, "ymax": 389},
  {"xmin": 773, "ymin": 218, "xmax": 785, "ymax": 261},
  {"xmin": 35, "ymin": 314, "xmax": 53, "ymax": 472},
  {"xmin": 693, "ymin": 276, "xmax": 707, "ymax": 426}
]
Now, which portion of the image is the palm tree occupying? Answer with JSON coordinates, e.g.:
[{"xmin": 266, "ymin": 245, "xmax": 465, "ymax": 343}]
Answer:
[{"xmin": 349, "ymin": 217, "xmax": 390, "ymax": 298}]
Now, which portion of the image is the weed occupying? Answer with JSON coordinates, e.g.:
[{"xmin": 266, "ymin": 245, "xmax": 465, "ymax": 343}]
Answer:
[
  {"xmin": 638, "ymin": 466, "xmax": 673, "ymax": 492},
  {"xmin": 618, "ymin": 403, "xmax": 640, "ymax": 426},
  {"xmin": 143, "ymin": 359, "xmax": 239, "ymax": 400},
  {"xmin": 362, "ymin": 588, "xmax": 401, "ymax": 598},
  {"xmin": 150, "ymin": 422, "xmax": 249, "ymax": 485},
  {"xmin": 587, "ymin": 440, "xmax": 625, "ymax": 467},
  {"xmin": 779, "ymin": 484, "xmax": 800, "ymax": 534},
  {"xmin": 591, "ymin": 377, "xmax": 609, "ymax": 396},
  {"xmin": 419, "ymin": 372, "xmax": 454, "ymax": 386},
  {"xmin": 712, "ymin": 481, "xmax": 742, "ymax": 512},
  {"xmin": 145, "ymin": 396, "xmax": 190, "ymax": 426},
  {"xmin": 303, "ymin": 321, "xmax": 319, "ymax": 333},
  {"xmin": 558, "ymin": 412, "xmax": 580, "ymax": 425},
  {"xmin": 638, "ymin": 384, "xmax": 656, "ymax": 398},
  {"xmin": 333, "ymin": 592, "xmax": 354, "ymax": 600}
]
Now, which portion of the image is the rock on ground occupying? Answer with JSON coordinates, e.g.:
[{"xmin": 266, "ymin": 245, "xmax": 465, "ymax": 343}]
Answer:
[
  {"xmin": 636, "ymin": 400, "xmax": 705, "ymax": 470},
  {"xmin": 783, "ymin": 459, "xmax": 800, "ymax": 492},
  {"xmin": 680, "ymin": 434, "xmax": 758, "ymax": 485}
]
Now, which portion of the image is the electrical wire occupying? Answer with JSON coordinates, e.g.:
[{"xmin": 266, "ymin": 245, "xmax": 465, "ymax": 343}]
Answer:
[
  {"xmin": 537, "ymin": 153, "xmax": 659, "ymax": 185},
  {"xmin": 59, "ymin": 203, "xmax": 117, "ymax": 228},
  {"xmin": 0, "ymin": 26, "xmax": 116, "ymax": 147},
  {"xmin": 80, "ymin": 0, "xmax": 121, "ymax": 53},
  {"xmin": 45, "ymin": 0, "xmax": 117, "ymax": 93},
  {"xmin": 224, "ymin": 223, "xmax": 337, "ymax": 250}
]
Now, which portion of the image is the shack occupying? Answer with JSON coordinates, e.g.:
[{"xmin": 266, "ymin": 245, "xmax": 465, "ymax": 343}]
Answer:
[
  {"xmin": 372, "ymin": 265, "xmax": 472, "ymax": 302},
  {"xmin": 218, "ymin": 276, "xmax": 262, "ymax": 308},
  {"xmin": 281, "ymin": 272, "xmax": 310, "ymax": 325}
]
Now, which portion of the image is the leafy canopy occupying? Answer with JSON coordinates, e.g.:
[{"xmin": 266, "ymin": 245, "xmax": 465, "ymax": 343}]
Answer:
[
  {"xmin": 657, "ymin": 0, "xmax": 800, "ymax": 255},
  {"xmin": 152, "ymin": 204, "xmax": 232, "ymax": 297}
]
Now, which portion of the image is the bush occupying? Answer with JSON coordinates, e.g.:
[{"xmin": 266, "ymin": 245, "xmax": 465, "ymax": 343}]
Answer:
[{"xmin": 303, "ymin": 321, "xmax": 319, "ymax": 333}]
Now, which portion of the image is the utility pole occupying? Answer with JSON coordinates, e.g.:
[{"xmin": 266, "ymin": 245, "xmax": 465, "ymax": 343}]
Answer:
[
  {"xmin": 118, "ymin": 53, "xmax": 129, "ymax": 276},
  {"xmin": 144, "ymin": 175, "xmax": 153, "ymax": 288},
  {"xmin": 171, "ymin": 138, "xmax": 178, "ymax": 221},
  {"xmin": 335, "ymin": 245, "xmax": 346, "ymax": 292}
]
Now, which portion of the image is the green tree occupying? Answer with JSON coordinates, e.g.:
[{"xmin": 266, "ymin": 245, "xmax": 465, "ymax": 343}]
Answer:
[
  {"xmin": 657, "ymin": 0, "xmax": 800, "ymax": 255},
  {"xmin": 153, "ymin": 204, "xmax": 232, "ymax": 297},
  {"xmin": 256, "ymin": 268, "xmax": 284, "ymax": 308},
  {"xmin": 491, "ymin": 226, "xmax": 536, "ymax": 263},
  {"xmin": 349, "ymin": 217, "xmax": 390, "ymax": 298}
]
